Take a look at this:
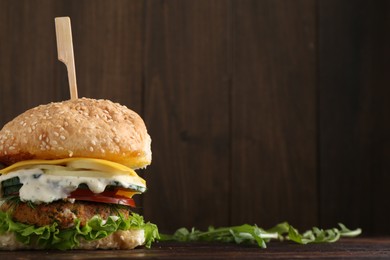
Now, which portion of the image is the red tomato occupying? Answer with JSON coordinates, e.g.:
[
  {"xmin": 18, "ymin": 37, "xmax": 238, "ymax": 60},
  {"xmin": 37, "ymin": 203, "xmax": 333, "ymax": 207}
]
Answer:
[{"xmin": 69, "ymin": 189, "xmax": 136, "ymax": 208}]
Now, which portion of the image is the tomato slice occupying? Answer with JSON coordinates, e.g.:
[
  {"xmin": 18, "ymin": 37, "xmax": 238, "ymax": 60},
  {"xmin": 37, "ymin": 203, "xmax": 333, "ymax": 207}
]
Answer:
[{"xmin": 69, "ymin": 189, "xmax": 136, "ymax": 208}]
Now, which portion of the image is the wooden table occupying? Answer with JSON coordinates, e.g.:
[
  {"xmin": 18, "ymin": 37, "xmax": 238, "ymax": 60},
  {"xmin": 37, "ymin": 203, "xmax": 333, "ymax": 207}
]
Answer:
[{"xmin": 0, "ymin": 238, "xmax": 389, "ymax": 259}]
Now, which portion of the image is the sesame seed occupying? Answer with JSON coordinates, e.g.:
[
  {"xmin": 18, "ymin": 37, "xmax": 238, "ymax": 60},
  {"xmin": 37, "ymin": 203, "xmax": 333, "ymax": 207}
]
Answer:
[
  {"xmin": 91, "ymin": 140, "xmax": 96, "ymax": 145},
  {"xmin": 46, "ymin": 145, "xmax": 50, "ymax": 149},
  {"xmin": 46, "ymin": 137, "xmax": 49, "ymax": 143},
  {"xmin": 68, "ymin": 150, "xmax": 73, "ymax": 157},
  {"xmin": 114, "ymin": 137, "xmax": 120, "ymax": 143},
  {"xmin": 64, "ymin": 122, "xmax": 69, "ymax": 127},
  {"xmin": 58, "ymin": 147, "xmax": 64, "ymax": 150},
  {"xmin": 0, "ymin": 145, "xmax": 3, "ymax": 150},
  {"xmin": 28, "ymin": 128, "xmax": 32, "ymax": 133},
  {"xmin": 40, "ymin": 147, "xmax": 45, "ymax": 151},
  {"xmin": 89, "ymin": 147, "xmax": 94, "ymax": 152},
  {"xmin": 4, "ymin": 151, "xmax": 7, "ymax": 155},
  {"xmin": 39, "ymin": 135, "xmax": 42, "ymax": 140},
  {"xmin": 60, "ymin": 135, "xmax": 66, "ymax": 140},
  {"xmin": 23, "ymin": 122, "xmax": 27, "ymax": 127},
  {"xmin": 51, "ymin": 140, "xmax": 58, "ymax": 145},
  {"xmin": 54, "ymin": 132, "xmax": 59, "ymax": 136}
]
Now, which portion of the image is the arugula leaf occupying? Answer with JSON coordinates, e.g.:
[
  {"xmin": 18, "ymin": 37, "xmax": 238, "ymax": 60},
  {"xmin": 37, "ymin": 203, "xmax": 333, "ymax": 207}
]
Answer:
[
  {"xmin": 160, "ymin": 222, "xmax": 361, "ymax": 248},
  {"xmin": 286, "ymin": 223, "xmax": 361, "ymax": 244},
  {"xmin": 161, "ymin": 224, "xmax": 277, "ymax": 248}
]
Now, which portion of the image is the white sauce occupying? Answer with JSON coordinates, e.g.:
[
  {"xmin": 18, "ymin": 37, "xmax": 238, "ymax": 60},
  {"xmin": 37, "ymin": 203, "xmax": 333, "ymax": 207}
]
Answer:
[{"xmin": 0, "ymin": 169, "xmax": 145, "ymax": 204}]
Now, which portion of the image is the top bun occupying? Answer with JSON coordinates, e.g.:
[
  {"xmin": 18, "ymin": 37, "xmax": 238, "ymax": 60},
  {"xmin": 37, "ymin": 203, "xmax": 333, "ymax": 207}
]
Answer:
[{"xmin": 0, "ymin": 98, "xmax": 151, "ymax": 169}]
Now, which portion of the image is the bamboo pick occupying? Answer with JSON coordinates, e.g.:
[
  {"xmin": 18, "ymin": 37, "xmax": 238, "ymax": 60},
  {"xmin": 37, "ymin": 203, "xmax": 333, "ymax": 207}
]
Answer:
[{"xmin": 55, "ymin": 17, "xmax": 78, "ymax": 100}]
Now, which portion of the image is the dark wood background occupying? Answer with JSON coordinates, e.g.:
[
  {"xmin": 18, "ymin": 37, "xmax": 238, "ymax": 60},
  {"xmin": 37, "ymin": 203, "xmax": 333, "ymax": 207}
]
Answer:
[{"xmin": 0, "ymin": 0, "xmax": 389, "ymax": 235}]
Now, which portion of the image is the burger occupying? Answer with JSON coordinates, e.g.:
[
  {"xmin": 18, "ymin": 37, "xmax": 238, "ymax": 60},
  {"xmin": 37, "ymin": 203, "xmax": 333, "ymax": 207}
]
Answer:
[{"xmin": 0, "ymin": 98, "xmax": 159, "ymax": 250}]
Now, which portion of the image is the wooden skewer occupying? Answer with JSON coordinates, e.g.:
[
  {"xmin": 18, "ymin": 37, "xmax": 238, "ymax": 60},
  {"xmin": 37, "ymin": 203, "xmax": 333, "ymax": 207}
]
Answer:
[{"xmin": 55, "ymin": 17, "xmax": 78, "ymax": 100}]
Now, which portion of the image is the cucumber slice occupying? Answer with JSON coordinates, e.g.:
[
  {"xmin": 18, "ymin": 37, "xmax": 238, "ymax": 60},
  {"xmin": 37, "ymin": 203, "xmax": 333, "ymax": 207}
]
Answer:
[
  {"xmin": 123, "ymin": 183, "xmax": 146, "ymax": 193},
  {"xmin": 1, "ymin": 177, "xmax": 21, "ymax": 188},
  {"xmin": 108, "ymin": 181, "xmax": 146, "ymax": 192},
  {"xmin": 2, "ymin": 184, "xmax": 22, "ymax": 196}
]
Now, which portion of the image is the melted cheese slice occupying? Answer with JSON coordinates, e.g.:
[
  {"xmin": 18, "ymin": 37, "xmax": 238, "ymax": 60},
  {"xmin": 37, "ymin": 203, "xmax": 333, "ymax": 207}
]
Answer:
[
  {"xmin": 0, "ymin": 158, "xmax": 145, "ymax": 185},
  {"xmin": 1, "ymin": 158, "xmax": 134, "ymax": 174}
]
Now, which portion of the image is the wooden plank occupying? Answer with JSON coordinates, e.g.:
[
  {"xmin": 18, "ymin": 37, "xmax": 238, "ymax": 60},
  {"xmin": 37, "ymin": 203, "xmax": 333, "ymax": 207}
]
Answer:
[
  {"xmin": 1, "ymin": 239, "xmax": 389, "ymax": 259},
  {"xmin": 319, "ymin": 0, "xmax": 390, "ymax": 234},
  {"xmin": 231, "ymin": 0, "xmax": 317, "ymax": 230},
  {"xmin": 0, "ymin": 0, "xmax": 60, "ymax": 127},
  {"xmin": 372, "ymin": 1, "xmax": 390, "ymax": 234},
  {"xmin": 64, "ymin": 0, "xmax": 144, "ymax": 109},
  {"xmin": 0, "ymin": 0, "xmax": 144, "ymax": 124},
  {"xmin": 143, "ymin": 0, "xmax": 231, "ymax": 232}
]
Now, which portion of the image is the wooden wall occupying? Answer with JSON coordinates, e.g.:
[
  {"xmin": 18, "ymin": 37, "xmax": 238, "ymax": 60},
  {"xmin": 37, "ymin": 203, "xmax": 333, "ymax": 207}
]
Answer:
[{"xmin": 0, "ymin": 0, "xmax": 389, "ymax": 235}]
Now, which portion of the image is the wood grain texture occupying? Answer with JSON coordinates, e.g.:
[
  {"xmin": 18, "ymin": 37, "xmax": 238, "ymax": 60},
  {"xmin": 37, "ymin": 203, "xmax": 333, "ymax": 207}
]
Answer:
[
  {"xmin": 0, "ymin": 0, "xmax": 144, "ymax": 122},
  {"xmin": 231, "ymin": 0, "xmax": 317, "ymax": 230},
  {"xmin": 372, "ymin": 1, "xmax": 390, "ymax": 234},
  {"xmin": 66, "ymin": 0, "xmax": 144, "ymax": 108},
  {"xmin": 0, "ymin": 0, "xmax": 63, "ymax": 126},
  {"xmin": 319, "ymin": 0, "xmax": 390, "ymax": 234},
  {"xmin": 142, "ymin": 0, "xmax": 231, "ymax": 232},
  {"xmin": 1, "ymin": 239, "xmax": 390, "ymax": 259}
]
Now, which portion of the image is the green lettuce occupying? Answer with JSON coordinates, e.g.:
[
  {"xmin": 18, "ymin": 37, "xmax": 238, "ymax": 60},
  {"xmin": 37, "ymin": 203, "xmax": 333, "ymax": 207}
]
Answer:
[{"xmin": 0, "ymin": 211, "xmax": 159, "ymax": 250}]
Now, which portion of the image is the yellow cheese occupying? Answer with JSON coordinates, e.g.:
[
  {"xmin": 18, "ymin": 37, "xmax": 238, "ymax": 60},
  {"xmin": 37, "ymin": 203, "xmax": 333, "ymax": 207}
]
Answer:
[
  {"xmin": 0, "ymin": 158, "xmax": 140, "ymax": 178},
  {"xmin": 115, "ymin": 189, "xmax": 140, "ymax": 198}
]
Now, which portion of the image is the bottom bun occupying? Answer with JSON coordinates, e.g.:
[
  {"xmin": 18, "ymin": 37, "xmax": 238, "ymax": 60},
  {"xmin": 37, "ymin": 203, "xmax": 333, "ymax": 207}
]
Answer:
[{"xmin": 0, "ymin": 229, "xmax": 145, "ymax": 250}]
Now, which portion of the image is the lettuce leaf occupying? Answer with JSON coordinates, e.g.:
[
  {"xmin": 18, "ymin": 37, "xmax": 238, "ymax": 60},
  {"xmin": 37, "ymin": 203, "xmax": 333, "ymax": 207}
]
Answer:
[{"xmin": 0, "ymin": 211, "xmax": 159, "ymax": 250}]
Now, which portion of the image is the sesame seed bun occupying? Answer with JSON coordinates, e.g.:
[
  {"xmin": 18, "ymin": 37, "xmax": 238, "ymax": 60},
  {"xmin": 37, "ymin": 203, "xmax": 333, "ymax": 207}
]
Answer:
[{"xmin": 0, "ymin": 98, "xmax": 151, "ymax": 168}]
